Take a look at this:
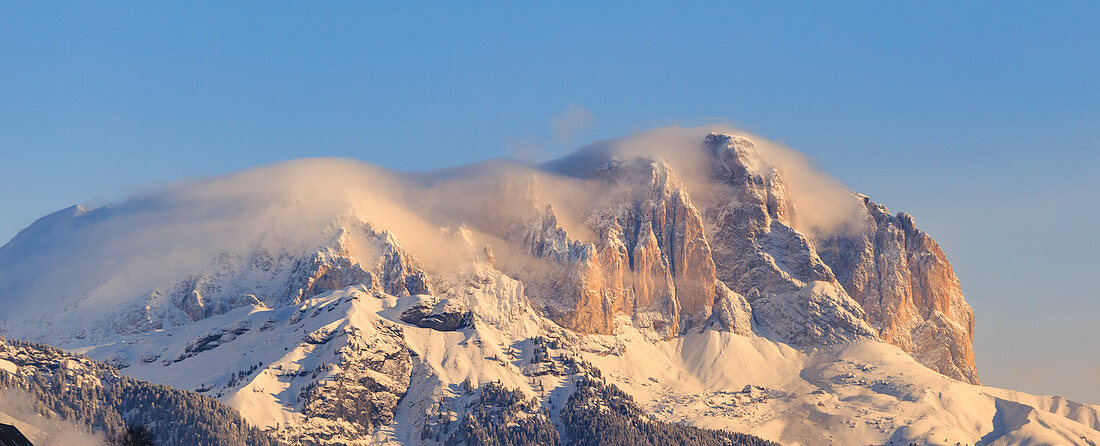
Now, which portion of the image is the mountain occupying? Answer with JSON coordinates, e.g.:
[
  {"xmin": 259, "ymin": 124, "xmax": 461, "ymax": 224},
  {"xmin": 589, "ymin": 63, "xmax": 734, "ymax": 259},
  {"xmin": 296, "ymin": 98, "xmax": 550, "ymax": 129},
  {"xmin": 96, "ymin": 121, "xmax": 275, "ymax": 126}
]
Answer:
[{"xmin": 0, "ymin": 126, "xmax": 1096, "ymax": 445}]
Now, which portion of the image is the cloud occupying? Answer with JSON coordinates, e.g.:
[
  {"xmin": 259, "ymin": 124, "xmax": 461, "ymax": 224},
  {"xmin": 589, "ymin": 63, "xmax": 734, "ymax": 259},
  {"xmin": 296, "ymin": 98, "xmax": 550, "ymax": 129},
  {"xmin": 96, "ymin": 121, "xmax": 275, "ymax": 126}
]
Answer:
[
  {"xmin": 740, "ymin": 130, "xmax": 866, "ymax": 236},
  {"xmin": 504, "ymin": 137, "xmax": 544, "ymax": 162},
  {"xmin": 546, "ymin": 124, "xmax": 865, "ymax": 236},
  {"xmin": 0, "ymin": 123, "xmax": 868, "ymax": 344},
  {"xmin": 549, "ymin": 104, "xmax": 595, "ymax": 141}
]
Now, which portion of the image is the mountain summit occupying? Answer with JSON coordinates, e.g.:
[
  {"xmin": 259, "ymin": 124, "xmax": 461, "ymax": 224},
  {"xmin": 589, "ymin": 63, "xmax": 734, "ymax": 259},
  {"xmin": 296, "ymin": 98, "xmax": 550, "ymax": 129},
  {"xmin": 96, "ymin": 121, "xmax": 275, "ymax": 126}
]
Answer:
[{"xmin": 0, "ymin": 127, "xmax": 1095, "ymax": 445}]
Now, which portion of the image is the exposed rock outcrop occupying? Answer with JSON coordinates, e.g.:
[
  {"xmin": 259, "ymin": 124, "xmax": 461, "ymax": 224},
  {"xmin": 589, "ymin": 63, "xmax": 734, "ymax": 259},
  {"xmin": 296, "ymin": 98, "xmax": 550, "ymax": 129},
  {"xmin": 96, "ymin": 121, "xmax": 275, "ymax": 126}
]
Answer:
[
  {"xmin": 816, "ymin": 197, "xmax": 979, "ymax": 383},
  {"xmin": 702, "ymin": 133, "xmax": 877, "ymax": 346},
  {"xmin": 515, "ymin": 159, "xmax": 753, "ymax": 339},
  {"xmin": 297, "ymin": 322, "xmax": 412, "ymax": 443},
  {"xmin": 400, "ymin": 295, "xmax": 473, "ymax": 331}
]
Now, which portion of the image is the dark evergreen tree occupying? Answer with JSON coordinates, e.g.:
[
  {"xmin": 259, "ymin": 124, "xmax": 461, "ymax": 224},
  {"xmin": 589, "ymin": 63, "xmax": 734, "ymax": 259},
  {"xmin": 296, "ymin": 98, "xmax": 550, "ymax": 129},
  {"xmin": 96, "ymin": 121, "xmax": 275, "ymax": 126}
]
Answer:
[{"xmin": 114, "ymin": 425, "xmax": 156, "ymax": 446}]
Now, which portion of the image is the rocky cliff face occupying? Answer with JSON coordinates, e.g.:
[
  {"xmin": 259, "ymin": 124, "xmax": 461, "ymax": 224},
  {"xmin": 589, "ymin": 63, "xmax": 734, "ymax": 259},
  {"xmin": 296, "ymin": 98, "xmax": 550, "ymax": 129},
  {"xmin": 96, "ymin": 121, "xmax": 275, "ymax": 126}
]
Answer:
[
  {"xmin": 500, "ymin": 132, "xmax": 972, "ymax": 383},
  {"xmin": 513, "ymin": 158, "xmax": 753, "ymax": 340},
  {"xmin": 700, "ymin": 133, "xmax": 977, "ymax": 382},
  {"xmin": 466, "ymin": 132, "xmax": 975, "ymax": 383},
  {"xmin": 816, "ymin": 197, "xmax": 978, "ymax": 383},
  {"xmin": 701, "ymin": 134, "xmax": 878, "ymax": 347}
]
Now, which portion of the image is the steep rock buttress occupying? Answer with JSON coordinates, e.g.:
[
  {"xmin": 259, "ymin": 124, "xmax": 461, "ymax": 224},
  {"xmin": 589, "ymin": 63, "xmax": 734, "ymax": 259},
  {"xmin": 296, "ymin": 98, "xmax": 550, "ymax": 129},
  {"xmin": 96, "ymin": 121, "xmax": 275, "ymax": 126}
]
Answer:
[{"xmin": 816, "ymin": 197, "xmax": 979, "ymax": 384}]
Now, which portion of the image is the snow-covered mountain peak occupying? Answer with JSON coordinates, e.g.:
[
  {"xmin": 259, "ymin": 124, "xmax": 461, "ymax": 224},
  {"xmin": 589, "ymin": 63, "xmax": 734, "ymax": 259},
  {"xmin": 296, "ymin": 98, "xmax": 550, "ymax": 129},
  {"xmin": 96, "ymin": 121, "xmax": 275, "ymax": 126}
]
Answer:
[
  {"xmin": 704, "ymin": 132, "xmax": 769, "ymax": 174},
  {"xmin": 2, "ymin": 126, "xmax": 1091, "ymax": 444}
]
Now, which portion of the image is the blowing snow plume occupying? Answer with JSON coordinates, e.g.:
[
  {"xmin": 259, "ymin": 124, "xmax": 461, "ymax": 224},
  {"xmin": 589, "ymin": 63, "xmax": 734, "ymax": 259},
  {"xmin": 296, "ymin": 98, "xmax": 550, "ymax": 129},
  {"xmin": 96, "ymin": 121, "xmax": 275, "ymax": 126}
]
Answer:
[{"xmin": 0, "ymin": 124, "xmax": 865, "ymax": 347}]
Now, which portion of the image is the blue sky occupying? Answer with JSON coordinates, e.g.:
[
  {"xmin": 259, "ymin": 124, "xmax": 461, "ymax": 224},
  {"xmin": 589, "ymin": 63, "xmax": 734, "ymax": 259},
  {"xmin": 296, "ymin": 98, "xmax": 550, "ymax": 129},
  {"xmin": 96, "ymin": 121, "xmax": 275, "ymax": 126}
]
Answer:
[{"xmin": 2, "ymin": 2, "xmax": 1098, "ymax": 402}]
